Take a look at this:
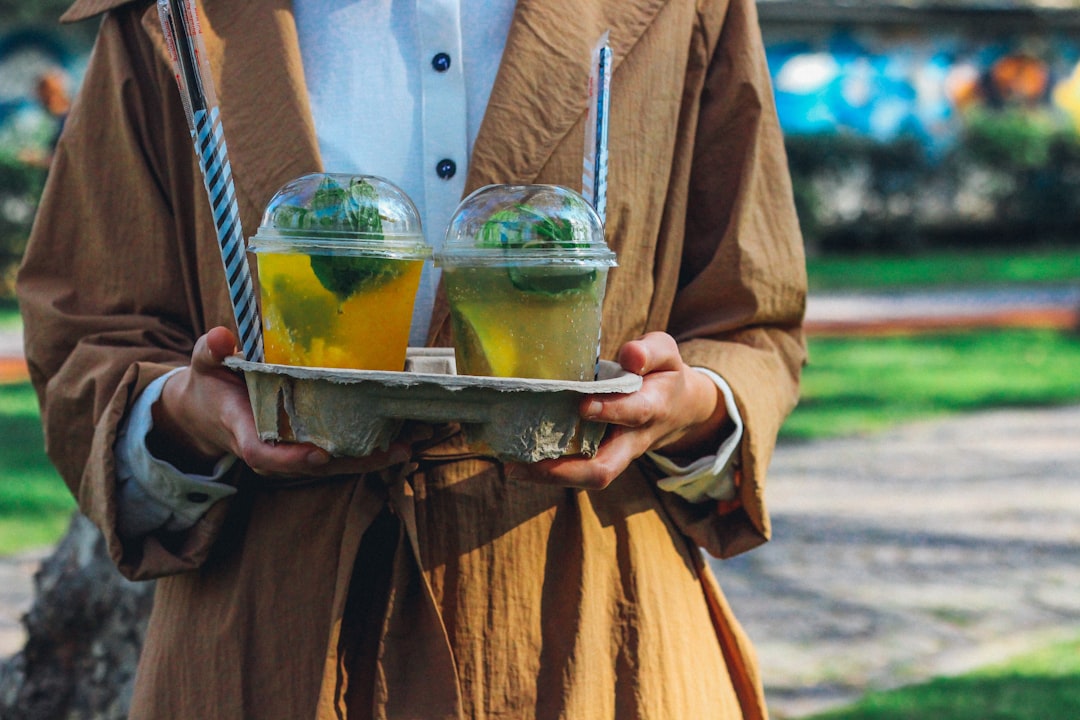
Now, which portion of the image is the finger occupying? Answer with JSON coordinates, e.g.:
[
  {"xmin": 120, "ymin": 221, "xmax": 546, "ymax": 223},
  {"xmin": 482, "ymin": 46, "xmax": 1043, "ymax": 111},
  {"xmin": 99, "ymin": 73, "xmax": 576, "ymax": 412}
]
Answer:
[
  {"xmin": 506, "ymin": 426, "xmax": 649, "ymax": 490},
  {"xmin": 239, "ymin": 438, "xmax": 329, "ymax": 476},
  {"xmin": 321, "ymin": 443, "xmax": 413, "ymax": 475},
  {"xmin": 617, "ymin": 332, "xmax": 681, "ymax": 376},
  {"xmin": 219, "ymin": 389, "xmax": 316, "ymax": 476},
  {"xmin": 240, "ymin": 438, "xmax": 411, "ymax": 478},
  {"xmin": 205, "ymin": 326, "xmax": 240, "ymax": 362},
  {"xmin": 190, "ymin": 327, "xmax": 238, "ymax": 374},
  {"xmin": 580, "ymin": 388, "xmax": 658, "ymax": 428},
  {"xmin": 509, "ymin": 452, "xmax": 615, "ymax": 490}
]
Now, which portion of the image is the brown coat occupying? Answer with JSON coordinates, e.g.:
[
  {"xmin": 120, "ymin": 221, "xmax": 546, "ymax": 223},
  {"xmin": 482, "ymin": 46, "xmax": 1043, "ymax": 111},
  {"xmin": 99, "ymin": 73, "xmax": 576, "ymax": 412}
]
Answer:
[{"xmin": 18, "ymin": 0, "xmax": 806, "ymax": 717}]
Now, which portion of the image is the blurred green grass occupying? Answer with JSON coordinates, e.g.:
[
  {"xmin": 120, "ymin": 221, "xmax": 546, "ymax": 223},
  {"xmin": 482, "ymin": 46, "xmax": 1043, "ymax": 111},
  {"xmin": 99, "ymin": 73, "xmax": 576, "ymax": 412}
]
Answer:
[
  {"xmin": 0, "ymin": 296, "xmax": 20, "ymax": 329},
  {"xmin": 784, "ymin": 328, "xmax": 1080, "ymax": 440},
  {"xmin": 807, "ymin": 248, "xmax": 1080, "ymax": 291},
  {"xmin": 0, "ymin": 297, "xmax": 76, "ymax": 554},
  {"xmin": 802, "ymin": 635, "xmax": 1080, "ymax": 720},
  {"xmin": 0, "ymin": 381, "xmax": 75, "ymax": 554}
]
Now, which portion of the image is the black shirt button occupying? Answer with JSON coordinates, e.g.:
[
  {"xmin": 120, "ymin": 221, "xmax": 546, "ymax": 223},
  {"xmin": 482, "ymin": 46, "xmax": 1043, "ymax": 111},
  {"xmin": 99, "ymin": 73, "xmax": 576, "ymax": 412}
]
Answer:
[
  {"xmin": 431, "ymin": 52, "xmax": 451, "ymax": 73},
  {"xmin": 436, "ymin": 158, "xmax": 457, "ymax": 179},
  {"xmin": 186, "ymin": 491, "xmax": 211, "ymax": 503}
]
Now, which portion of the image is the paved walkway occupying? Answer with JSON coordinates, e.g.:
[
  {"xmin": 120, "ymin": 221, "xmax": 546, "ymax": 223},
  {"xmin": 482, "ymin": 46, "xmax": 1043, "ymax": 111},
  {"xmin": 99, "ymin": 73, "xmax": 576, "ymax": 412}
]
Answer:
[
  {"xmin": 0, "ymin": 325, "xmax": 27, "ymax": 383},
  {"xmin": 713, "ymin": 404, "xmax": 1080, "ymax": 718},
  {"xmin": 805, "ymin": 284, "xmax": 1080, "ymax": 335},
  {"xmin": 0, "ymin": 547, "xmax": 50, "ymax": 660}
]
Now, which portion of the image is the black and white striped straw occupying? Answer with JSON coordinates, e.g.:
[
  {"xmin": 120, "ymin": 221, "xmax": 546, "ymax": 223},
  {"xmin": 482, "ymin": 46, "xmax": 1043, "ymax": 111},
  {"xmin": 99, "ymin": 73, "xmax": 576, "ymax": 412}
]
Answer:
[{"xmin": 158, "ymin": 0, "xmax": 264, "ymax": 362}]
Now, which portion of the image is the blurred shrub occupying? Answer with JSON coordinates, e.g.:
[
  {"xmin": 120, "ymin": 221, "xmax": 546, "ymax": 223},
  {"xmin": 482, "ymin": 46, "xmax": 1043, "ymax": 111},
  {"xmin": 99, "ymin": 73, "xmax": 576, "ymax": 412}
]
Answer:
[
  {"xmin": 786, "ymin": 134, "xmax": 928, "ymax": 254},
  {"xmin": 0, "ymin": 152, "xmax": 46, "ymax": 296},
  {"xmin": 0, "ymin": 0, "xmax": 86, "ymax": 26},
  {"xmin": 963, "ymin": 107, "xmax": 1059, "ymax": 170},
  {"xmin": 787, "ymin": 111, "xmax": 1080, "ymax": 256},
  {"xmin": 960, "ymin": 109, "xmax": 1080, "ymax": 240}
]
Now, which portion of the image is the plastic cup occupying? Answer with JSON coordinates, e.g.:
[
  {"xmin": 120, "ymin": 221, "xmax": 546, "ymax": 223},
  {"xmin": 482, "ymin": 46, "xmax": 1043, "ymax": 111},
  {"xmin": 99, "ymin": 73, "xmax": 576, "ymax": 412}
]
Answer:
[
  {"xmin": 248, "ymin": 173, "xmax": 430, "ymax": 371},
  {"xmin": 435, "ymin": 184, "xmax": 617, "ymax": 381}
]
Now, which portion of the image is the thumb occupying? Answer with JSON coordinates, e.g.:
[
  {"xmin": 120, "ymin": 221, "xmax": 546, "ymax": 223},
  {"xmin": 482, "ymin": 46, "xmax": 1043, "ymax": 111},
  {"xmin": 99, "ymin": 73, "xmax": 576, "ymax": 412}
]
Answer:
[
  {"xmin": 617, "ymin": 332, "xmax": 681, "ymax": 376},
  {"xmin": 192, "ymin": 326, "xmax": 239, "ymax": 372}
]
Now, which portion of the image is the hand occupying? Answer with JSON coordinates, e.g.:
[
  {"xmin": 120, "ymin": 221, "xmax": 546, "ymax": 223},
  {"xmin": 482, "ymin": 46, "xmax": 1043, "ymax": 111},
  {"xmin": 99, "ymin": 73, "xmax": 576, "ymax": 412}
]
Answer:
[
  {"xmin": 506, "ymin": 332, "xmax": 729, "ymax": 490},
  {"xmin": 151, "ymin": 327, "xmax": 411, "ymax": 477}
]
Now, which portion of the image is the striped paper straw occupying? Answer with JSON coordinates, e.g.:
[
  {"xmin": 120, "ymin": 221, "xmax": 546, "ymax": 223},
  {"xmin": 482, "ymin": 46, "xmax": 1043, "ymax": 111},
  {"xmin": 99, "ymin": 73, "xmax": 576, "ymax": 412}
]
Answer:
[
  {"xmin": 582, "ymin": 33, "xmax": 613, "ymax": 379},
  {"xmin": 582, "ymin": 32, "xmax": 612, "ymax": 225},
  {"xmin": 158, "ymin": 0, "xmax": 263, "ymax": 362}
]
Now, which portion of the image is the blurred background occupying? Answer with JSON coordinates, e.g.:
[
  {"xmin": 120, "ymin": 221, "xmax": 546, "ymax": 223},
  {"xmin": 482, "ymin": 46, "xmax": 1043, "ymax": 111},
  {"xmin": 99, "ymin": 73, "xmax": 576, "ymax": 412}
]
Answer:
[
  {"xmin": 767, "ymin": 0, "xmax": 1080, "ymax": 257},
  {"xmin": 0, "ymin": 1, "xmax": 1078, "ymax": 719},
  {"xmin": 0, "ymin": 0, "xmax": 92, "ymax": 295}
]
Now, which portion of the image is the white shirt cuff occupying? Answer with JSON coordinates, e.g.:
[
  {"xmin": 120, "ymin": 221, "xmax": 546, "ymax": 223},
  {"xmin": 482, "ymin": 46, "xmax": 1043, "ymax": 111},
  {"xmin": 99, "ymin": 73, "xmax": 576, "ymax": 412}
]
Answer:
[
  {"xmin": 649, "ymin": 367, "xmax": 743, "ymax": 505},
  {"xmin": 115, "ymin": 368, "xmax": 238, "ymax": 538}
]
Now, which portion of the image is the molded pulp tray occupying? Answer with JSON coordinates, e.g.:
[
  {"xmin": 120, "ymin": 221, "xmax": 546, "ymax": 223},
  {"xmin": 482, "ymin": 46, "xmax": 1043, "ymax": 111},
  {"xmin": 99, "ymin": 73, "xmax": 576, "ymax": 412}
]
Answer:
[{"xmin": 224, "ymin": 349, "xmax": 643, "ymax": 462}]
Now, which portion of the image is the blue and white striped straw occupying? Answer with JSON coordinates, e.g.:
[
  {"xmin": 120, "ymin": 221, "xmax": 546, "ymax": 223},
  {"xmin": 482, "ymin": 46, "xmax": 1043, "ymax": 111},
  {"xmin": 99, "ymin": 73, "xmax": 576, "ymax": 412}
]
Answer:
[
  {"xmin": 583, "ymin": 33, "xmax": 613, "ymax": 379},
  {"xmin": 158, "ymin": 0, "xmax": 264, "ymax": 362},
  {"xmin": 582, "ymin": 32, "xmax": 612, "ymax": 225}
]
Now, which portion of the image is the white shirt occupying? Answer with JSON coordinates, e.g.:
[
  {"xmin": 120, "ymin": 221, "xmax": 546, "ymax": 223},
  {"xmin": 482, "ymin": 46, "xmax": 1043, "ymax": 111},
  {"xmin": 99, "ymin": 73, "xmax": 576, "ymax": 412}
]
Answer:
[
  {"xmin": 295, "ymin": 0, "xmax": 516, "ymax": 344},
  {"xmin": 114, "ymin": 0, "xmax": 743, "ymax": 538}
]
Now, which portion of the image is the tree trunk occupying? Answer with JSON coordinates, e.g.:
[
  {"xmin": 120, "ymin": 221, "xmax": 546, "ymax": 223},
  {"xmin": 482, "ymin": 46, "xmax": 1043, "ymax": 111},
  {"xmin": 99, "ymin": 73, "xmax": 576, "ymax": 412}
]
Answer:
[{"xmin": 0, "ymin": 513, "xmax": 152, "ymax": 720}]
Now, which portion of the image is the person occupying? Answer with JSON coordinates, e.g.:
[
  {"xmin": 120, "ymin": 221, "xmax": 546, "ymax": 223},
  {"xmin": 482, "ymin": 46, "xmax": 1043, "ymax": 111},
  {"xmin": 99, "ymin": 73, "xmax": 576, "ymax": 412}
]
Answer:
[
  {"xmin": 18, "ymin": 68, "xmax": 71, "ymax": 169},
  {"xmin": 17, "ymin": 0, "xmax": 807, "ymax": 718}
]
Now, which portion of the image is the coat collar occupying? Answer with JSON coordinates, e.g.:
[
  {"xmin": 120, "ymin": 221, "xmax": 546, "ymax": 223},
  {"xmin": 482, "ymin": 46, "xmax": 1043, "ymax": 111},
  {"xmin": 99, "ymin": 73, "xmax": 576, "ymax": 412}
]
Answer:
[
  {"xmin": 66, "ymin": 0, "xmax": 320, "ymax": 225},
  {"xmin": 61, "ymin": 0, "xmax": 135, "ymax": 22},
  {"xmin": 65, "ymin": 0, "xmax": 669, "ymax": 211}
]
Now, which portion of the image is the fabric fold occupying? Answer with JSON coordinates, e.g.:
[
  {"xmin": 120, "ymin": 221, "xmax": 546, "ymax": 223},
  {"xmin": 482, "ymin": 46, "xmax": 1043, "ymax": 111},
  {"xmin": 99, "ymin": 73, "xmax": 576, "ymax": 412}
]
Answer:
[{"xmin": 317, "ymin": 470, "xmax": 464, "ymax": 720}]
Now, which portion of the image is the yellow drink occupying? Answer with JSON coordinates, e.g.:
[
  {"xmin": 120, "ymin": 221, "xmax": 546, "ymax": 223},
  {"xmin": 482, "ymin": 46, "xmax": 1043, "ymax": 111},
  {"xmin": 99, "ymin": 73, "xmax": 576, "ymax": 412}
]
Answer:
[
  {"xmin": 257, "ymin": 252, "xmax": 423, "ymax": 371},
  {"xmin": 444, "ymin": 265, "xmax": 607, "ymax": 381}
]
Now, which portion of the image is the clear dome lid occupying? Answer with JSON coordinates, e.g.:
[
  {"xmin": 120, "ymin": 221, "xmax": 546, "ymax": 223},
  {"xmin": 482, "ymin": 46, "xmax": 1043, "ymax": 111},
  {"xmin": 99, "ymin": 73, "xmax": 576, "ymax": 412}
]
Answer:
[
  {"xmin": 436, "ymin": 184, "xmax": 617, "ymax": 267},
  {"xmin": 249, "ymin": 173, "xmax": 430, "ymax": 259}
]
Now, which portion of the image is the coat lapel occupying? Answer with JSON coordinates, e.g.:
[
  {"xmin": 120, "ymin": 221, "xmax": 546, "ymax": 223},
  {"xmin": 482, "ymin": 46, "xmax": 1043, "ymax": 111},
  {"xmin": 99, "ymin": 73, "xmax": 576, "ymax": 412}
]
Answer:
[
  {"xmin": 465, "ymin": 0, "xmax": 670, "ymax": 191},
  {"xmin": 137, "ymin": 0, "xmax": 319, "ymax": 232}
]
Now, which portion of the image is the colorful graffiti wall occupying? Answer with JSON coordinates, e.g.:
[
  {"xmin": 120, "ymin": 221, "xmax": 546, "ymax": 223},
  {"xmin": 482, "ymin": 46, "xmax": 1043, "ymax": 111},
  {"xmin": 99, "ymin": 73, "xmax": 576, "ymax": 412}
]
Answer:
[{"xmin": 765, "ymin": 23, "xmax": 1080, "ymax": 147}]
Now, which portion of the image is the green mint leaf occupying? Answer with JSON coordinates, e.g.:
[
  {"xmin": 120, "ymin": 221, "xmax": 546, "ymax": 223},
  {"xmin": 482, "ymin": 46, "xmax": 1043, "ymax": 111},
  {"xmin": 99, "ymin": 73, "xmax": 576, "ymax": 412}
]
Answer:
[
  {"xmin": 309, "ymin": 253, "xmax": 402, "ymax": 300},
  {"xmin": 302, "ymin": 178, "xmax": 404, "ymax": 299},
  {"xmin": 507, "ymin": 266, "xmax": 597, "ymax": 295},
  {"xmin": 477, "ymin": 198, "xmax": 593, "ymax": 295}
]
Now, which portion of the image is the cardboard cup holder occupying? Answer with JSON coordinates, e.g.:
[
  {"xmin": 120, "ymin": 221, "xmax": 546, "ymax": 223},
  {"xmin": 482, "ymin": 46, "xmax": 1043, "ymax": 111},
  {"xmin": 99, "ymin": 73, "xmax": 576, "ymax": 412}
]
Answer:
[{"xmin": 224, "ymin": 348, "xmax": 642, "ymax": 462}]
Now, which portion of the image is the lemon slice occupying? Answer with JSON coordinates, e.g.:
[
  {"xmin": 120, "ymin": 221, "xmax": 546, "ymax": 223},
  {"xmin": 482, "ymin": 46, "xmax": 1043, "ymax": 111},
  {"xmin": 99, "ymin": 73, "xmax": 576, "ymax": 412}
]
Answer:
[{"xmin": 453, "ymin": 306, "xmax": 519, "ymax": 377}]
